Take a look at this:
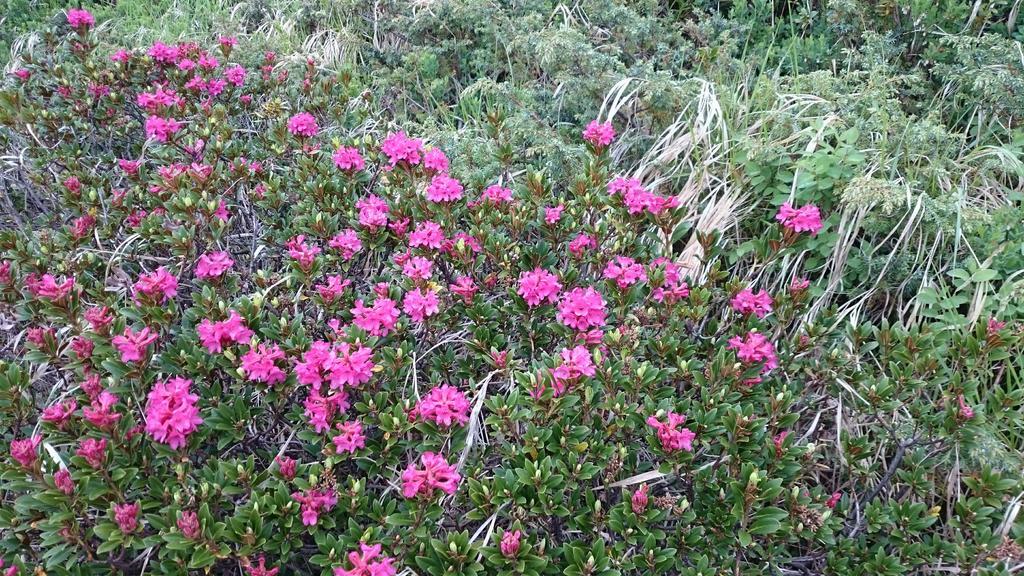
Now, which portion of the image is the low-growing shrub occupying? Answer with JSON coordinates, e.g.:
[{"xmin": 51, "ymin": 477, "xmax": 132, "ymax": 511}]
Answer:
[{"xmin": 0, "ymin": 10, "xmax": 1022, "ymax": 576}]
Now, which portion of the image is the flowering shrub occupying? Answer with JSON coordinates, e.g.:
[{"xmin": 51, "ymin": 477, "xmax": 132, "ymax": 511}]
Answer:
[{"xmin": 0, "ymin": 11, "xmax": 1022, "ymax": 576}]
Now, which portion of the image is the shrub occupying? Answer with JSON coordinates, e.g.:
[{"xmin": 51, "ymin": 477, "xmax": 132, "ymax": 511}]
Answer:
[{"xmin": 0, "ymin": 9, "xmax": 1022, "ymax": 576}]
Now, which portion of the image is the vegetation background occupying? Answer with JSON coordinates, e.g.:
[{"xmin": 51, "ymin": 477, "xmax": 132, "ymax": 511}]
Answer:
[{"xmin": 1, "ymin": 0, "xmax": 1024, "ymax": 574}]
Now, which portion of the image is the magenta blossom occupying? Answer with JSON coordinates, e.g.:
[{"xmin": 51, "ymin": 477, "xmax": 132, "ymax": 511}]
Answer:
[
  {"xmin": 401, "ymin": 452, "xmax": 460, "ymax": 499},
  {"xmin": 583, "ymin": 120, "xmax": 615, "ymax": 148},
  {"xmin": 411, "ymin": 385, "xmax": 470, "ymax": 428},
  {"xmin": 112, "ymin": 326, "xmax": 159, "ymax": 363},
  {"xmin": 775, "ymin": 202, "xmax": 823, "ymax": 236},
  {"xmin": 287, "ymin": 112, "xmax": 319, "ymax": 138},
  {"xmin": 557, "ymin": 287, "xmax": 607, "ymax": 331},
  {"xmin": 646, "ymin": 411, "xmax": 696, "ymax": 452},
  {"xmin": 145, "ymin": 377, "xmax": 203, "ymax": 449}
]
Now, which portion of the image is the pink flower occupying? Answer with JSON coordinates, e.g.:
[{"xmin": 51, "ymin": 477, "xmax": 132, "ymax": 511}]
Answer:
[
  {"xmin": 287, "ymin": 112, "xmax": 319, "ymax": 137},
  {"xmin": 351, "ymin": 297, "xmax": 400, "ymax": 337},
  {"xmin": 225, "ymin": 65, "xmax": 246, "ymax": 86},
  {"xmin": 401, "ymin": 452, "xmax": 460, "ymax": 499},
  {"xmin": 500, "ymin": 530, "xmax": 521, "ymax": 558},
  {"xmin": 83, "ymin": 391, "xmax": 121, "ymax": 429},
  {"xmin": 114, "ymin": 502, "xmax": 140, "ymax": 533},
  {"xmin": 240, "ymin": 344, "xmax": 287, "ymax": 385},
  {"xmin": 10, "ymin": 435, "xmax": 41, "ymax": 469},
  {"xmin": 286, "ymin": 235, "xmax": 321, "ymax": 271},
  {"xmin": 423, "ymin": 148, "xmax": 449, "ymax": 173},
  {"xmin": 731, "ymin": 289, "xmax": 773, "ymax": 319},
  {"xmin": 957, "ymin": 395, "xmax": 974, "ymax": 420},
  {"xmin": 603, "ymin": 256, "xmax": 646, "ymax": 289},
  {"xmin": 482, "ymin": 185, "xmax": 513, "ymax": 205},
  {"xmin": 825, "ymin": 492, "xmax": 842, "ymax": 509},
  {"xmin": 292, "ymin": 488, "xmax": 337, "ymax": 526},
  {"xmin": 557, "ymin": 287, "xmax": 607, "ymax": 331},
  {"xmin": 245, "ymin": 556, "xmax": 279, "ymax": 576},
  {"xmin": 333, "ymin": 146, "xmax": 365, "ymax": 171},
  {"xmin": 411, "ymin": 385, "xmax": 470, "ymax": 428},
  {"xmin": 544, "ymin": 204, "xmax": 564, "ymax": 225},
  {"xmin": 583, "ymin": 120, "xmax": 615, "ymax": 148},
  {"xmin": 774, "ymin": 431, "xmax": 790, "ymax": 457},
  {"xmin": 113, "ymin": 326, "xmax": 159, "ymax": 363},
  {"xmin": 178, "ymin": 510, "xmax": 201, "ymax": 539},
  {"xmin": 329, "ymin": 229, "xmax": 362, "ymax": 260},
  {"xmin": 317, "ymin": 275, "xmax": 351, "ymax": 303},
  {"xmin": 517, "ymin": 268, "xmax": 562, "ymax": 307},
  {"xmin": 426, "ymin": 174, "xmax": 464, "ymax": 203},
  {"xmin": 408, "ymin": 221, "xmax": 445, "ymax": 249},
  {"xmin": 402, "ymin": 288, "xmax": 439, "ymax": 323},
  {"xmin": 76, "ymin": 437, "xmax": 106, "ymax": 468},
  {"xmin": 332, "ymin": 420, "xmax": 366, "ymax": 454},
  {"xmin": 111, "ymin": 49, "xmax": 130, "ymax": 63},
  {"xmin": 41, "ymin": 399, "xmax": 77, "ymax": 429},
  {"xmin": 356, "ymin": 195, "xmax": 389, "ymax": 230},
  {"xmin": 775, "ymin": 203, "xmax": 823, "ymax": 236},
  {"xmin": 66, "ymin": 8, "xmax": 95, "ymax": 29},
  {"xmin": 197, "ymin": 311, "xmax": 253, "ymax": 353},
  {"xmin": 607, "ymin": 177, "xmax": 678, "ymax": 215},
  {"xmin": 789, "ymin": 277, "xmax": 810, "ymax": 295},
  {"xmin": 145, "ymin": 115, "xmax": 182, "ymax": 142},
  {"xmin": 54, "ymin": 469, "xmax": 74, "ymax": 495},
  {"xmin": 727, "ymin": 331, "xmax": 778, "ymax": 372},
  {"xmin": 449, "ymin": 276, "xmax": 477, "ymax": 304},
  {"xmin": 196, "ymin": 251, "xmax": 234, "ymax": 279},
  {"xmin": 26, "ymin": 273, "xmax": 75, "ymax": 301},
  {"xmin": 402, "ymin": 256, "xmax": 433, "ymax": 281},
  {"xmin": 295, "ymin": 341, "xmax": 375, "ymax": 391},
  {"xmin": 550, "ymin": 346, "xmax": 596, "ymax": 394},
  {"xmin": 86, "ymin": 306, "xmax": 114, "ymax": 332},
  {"xmin": 569, "ymin": 234, "xmax": 597, "ymax": 258},
  {"xmin": 132, "ymin": 267, "xmax": 178, "ymax": 305},
  {"xmin": 631, "ymin": 484, "xmax": 649, "ymax": 514},
  {"xmin": 646, "ymin": 412, "xmax": 696, "ymax": 452},
  {"xmin": 380, "ymin": 131, "xmax": 423, "ymax": 168},
  {"xmin": 987, "ymin": 317, "xmax": 1006, "ymax": 336},
  {"xmin": 145, "ymin": 377, "xmax": 203, "ymax": 449},
  {"xmin": 303, "ymin": 388, "xmax": 349, "ymax": 433},
  {"xmin": 276, "ymin": 455, "xmax": 297, "ymax": 480},
  {"xmin": 333, "ymin": 542, "xmax": 397, "ymax": 576}
]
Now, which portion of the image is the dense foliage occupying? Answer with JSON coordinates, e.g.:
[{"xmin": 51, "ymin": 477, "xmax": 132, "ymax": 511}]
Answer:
[{"xmin": 0, "ymin": 2, "xmax": 1022, "ymax": 575}]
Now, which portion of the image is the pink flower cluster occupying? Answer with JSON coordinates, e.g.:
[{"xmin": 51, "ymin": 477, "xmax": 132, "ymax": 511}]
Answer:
[
  {"xmin": 518, "ymin": 268, "xmax": 562, "ymax": 307},
  {"xmin": 287, "ymin": 112, "xmax": 319, "ymax": 138},
  {"xmin": 402, "ymin": 288, "xmax": 439, "ymax": 323},
  {"xmin": 286, "ymin": 235, "xmax": 321, "ymax": 271},
  {"xmin": 646, "ymin": 412, "xmax": 696, "ymax": 452},
  {"xmin": 775, "ymin": 202, "xmax": 823, "ymax": 236},
  {"xmin": 356, "ymin": 195, "xmax": 390, "ymax": 230},
  {"xmin": 145, "ymin": 115, "xmax": 182, "ymax": 142},
  {"xmin": 731, "ymin": 289, "xmax": 773, "ymax": 318},
  {"xmin": 727, "ymin": 331, "xmax": 778, "ymax": 372},
  {"xmin": 381, "ymin": 131, "xmax": 423, "ymax": 168},
  {"xmin": 66, "ymin": 8, "xmax": 95, "ymax": 29},
  {"xmin": 145, "ymin": 377, "xmax": 203, "ymax": 449},
  {"xmin": 10, "ymin": 435, "xmax": 41, "ymax": 469},
  {"xmin": 351, "ymin": 297, "xmax": 400, "ymax": 337},
  {"xmin": 603, "ymin": 256, "xmax": 646, "ymax": 289},
  {"xmin": 401, "ymin": 452, "xmax": 461, "ymax": 499},
  {"xmin": 557, "ymin": 287, "xmax": 607, "ymax": 331},
  {"xmin": 329, "ymin": 229, "xmax": 362, "ymax": 260},
  {"xmin": 583, "ymin": 120, "xmax": 615, "ymax": 148},
  {"xmin": 196, "ymin": 251, "xmax": 234, "ymax": 279},
  {"xmin": 411, "ymin": 385, "xmax": 470, "ymax": 428},
  {"xmin": 607, "ymin": 177, "xmax": 679, "ymax": 216},
  {"xmin": 113, "ymin": 326, "xmax": 159, "ymax": 363},
  {"xmin": 197, "ymin": 311, "xmax": 254, "ymax": 353},
  {"xmin": 296, "ymin": 340, "xmax": 376, "ymax": 392},
  {"xmin": 132, "ymin": 267, "xmax": 178, "ymax": 305},
  {"xmin": 292, "ymin": 488, "xmax": 337, "ymax": 526},
  {"xmin": 332, "ymin": 420, "xmax": 366, "ymax": 454},
  {"xmin": 240, "ymin": 344, "xmax": 288, "ymax": 385},
  {"xmin": 333, "ymin": 146, "xmax": 365, "ymax": 171},
  {"xmin": 333, "ymin": 543, "xmax": 397, "ymax": 576},
  {"xmin": 426, "ymin": 174, "xmax": 464, "ymax": 203}
]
